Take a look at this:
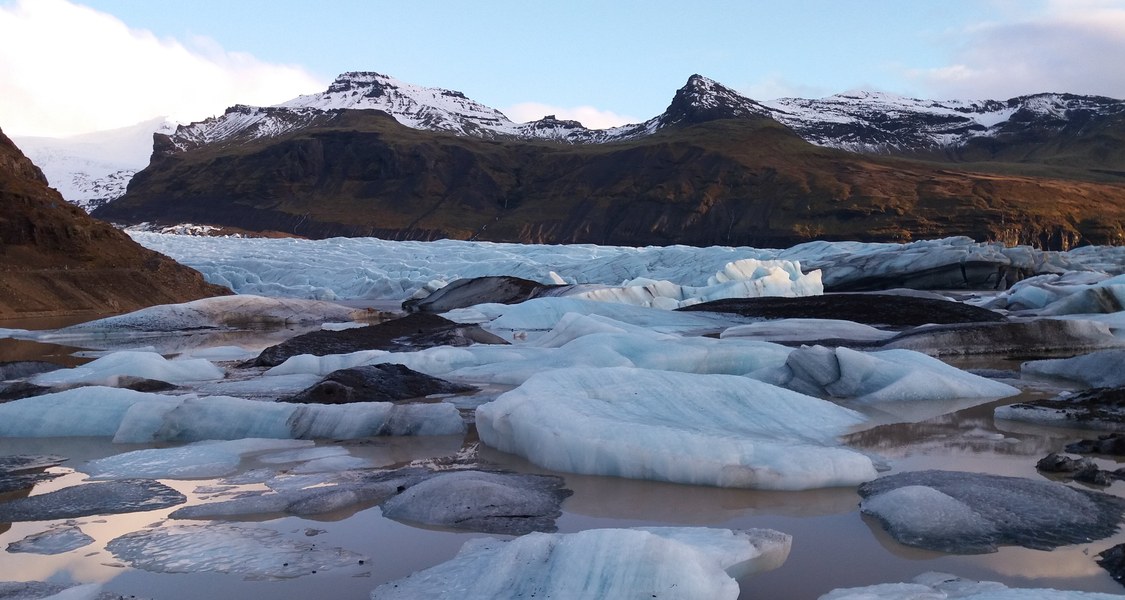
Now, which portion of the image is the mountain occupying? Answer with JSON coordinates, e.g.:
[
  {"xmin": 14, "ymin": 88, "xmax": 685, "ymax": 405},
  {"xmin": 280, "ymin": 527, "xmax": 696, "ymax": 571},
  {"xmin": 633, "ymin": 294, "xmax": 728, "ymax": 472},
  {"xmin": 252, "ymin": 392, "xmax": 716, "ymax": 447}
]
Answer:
[
  {"xmin": 0, "ymin": 127, "xmax": 229, "ymax": 320},
  {"xmin": 93, "ymin": 72, "xmax": 1125, "ymax": 249}
]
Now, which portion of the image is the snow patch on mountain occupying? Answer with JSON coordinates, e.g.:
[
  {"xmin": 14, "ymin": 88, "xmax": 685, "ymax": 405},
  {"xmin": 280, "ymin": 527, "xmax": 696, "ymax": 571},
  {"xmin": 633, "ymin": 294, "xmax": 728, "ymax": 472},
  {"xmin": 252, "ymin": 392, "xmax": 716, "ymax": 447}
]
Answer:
[{"xmin": 13, "ymin": 117, "xmax": 176, "ymax": 211}]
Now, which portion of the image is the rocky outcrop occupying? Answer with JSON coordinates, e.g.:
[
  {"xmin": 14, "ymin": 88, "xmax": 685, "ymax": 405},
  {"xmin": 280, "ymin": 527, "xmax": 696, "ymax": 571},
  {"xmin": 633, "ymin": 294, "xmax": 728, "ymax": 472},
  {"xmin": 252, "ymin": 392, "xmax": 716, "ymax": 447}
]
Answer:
[{"xmin": 0, "ymin": 127, "xmax": 229, "ymax": 321}]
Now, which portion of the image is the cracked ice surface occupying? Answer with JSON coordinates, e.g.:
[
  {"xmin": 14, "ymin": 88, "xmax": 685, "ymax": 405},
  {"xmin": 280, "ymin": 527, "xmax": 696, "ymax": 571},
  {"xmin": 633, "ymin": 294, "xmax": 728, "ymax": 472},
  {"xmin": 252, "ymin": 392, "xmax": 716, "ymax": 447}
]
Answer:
[
  {"xmin": 369, "ymin": 527, "xmax": 791, "ymax": 599},
  {"xmin": 106, "ymin": 524, "xmax": 366, "ymax": 578}
]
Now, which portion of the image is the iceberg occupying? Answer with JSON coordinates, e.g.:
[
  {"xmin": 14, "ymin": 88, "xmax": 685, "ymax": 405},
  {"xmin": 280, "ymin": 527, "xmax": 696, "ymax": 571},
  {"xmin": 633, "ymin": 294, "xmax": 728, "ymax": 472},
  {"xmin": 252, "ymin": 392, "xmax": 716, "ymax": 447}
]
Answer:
[
  {"xmin": 0, "ymin": 387, "xmax": 464, "ymax": 441},
  {"xmin": 819, "ymin": 571, "xmax": 1124, "ymax": 600},
  {"xmin": 369, "ymin": 527, "xmax": 791, "ymax": 599},
  {"xmin": 720, "ymin": 318, "xmax": 896, "ymax": 344},
  {"xmin": 6, "ymin": 525, "xmax": 95, "ymax": 555},
  {"xmin": 1021, "ymin": 349, "xmax": 1125, "ymax": 388},
  {"xmin": 30, "ymin": 351, "xmax": 225, "ymax": 387},
  {"xmin": 476, "ymin": 367, "xmax": 877, "ymax": 490},
  {"xmin": 774, "ymin": 346, "xmax": 1020, "ymax": 403},
  {"xmin": 858, "ymin": 470, "xmax": 1125, "ymax": 553},
  {"xmin": 83, "ymin": 438, "xmax": 314, "ymax": 479},
  {"xmin": 106, "ymin": 524, "xmax": 366, "ymax": 578},
  {"xmin": 0, "ymin": 479, "xmax": 186, "ymax": 522}
]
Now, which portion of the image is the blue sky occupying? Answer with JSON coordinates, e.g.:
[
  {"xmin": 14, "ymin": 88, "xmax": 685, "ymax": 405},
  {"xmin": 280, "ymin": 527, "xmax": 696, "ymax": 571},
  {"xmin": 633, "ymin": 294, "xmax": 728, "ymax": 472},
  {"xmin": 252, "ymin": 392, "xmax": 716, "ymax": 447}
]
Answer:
[{"xmin": 3, "ymin": 0, "xmax": 1125, "ymax": 136}]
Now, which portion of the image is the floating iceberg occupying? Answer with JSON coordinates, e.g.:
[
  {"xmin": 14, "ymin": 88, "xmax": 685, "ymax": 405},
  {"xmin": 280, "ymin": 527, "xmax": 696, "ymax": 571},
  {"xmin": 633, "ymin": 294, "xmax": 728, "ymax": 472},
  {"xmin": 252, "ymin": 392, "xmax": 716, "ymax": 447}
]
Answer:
[
  {"xmin": 30, "ymin": 351, "xmax": 225, "ymax": 387},
  {"xmin": 47, "ymin": 294, "xmax": 362, "ymax": 331},
  {"xmin": 106, "ymin": 524, "xmax": 366, "ymax": 578},
  {"xmin": 369, "ymin": 527, "xmax": 791, "ymax": 599},
  {"xmin": 989, "ymin": 272, "xmax": 1125, "ymax": 315},
  {"xmin": 83, "ymin": 438, "xmax": 314, "ymax": 479},
  {"xmin": 6, "ymin": 525, "xmax": 94, "ymax": 555},
  {"xmin": 0, "ymin": 479, "xmax": 186, "ymax": 522},
  {"xmin": 476, "ymin": 367, "xmax": 877, "ymax": 490},
  {"xmin": 774, "ymin": 346, "xmax": 1020, "ymax": 403},
  {"xmin": 819, "ymin": 571, "xmax": 1124, "ymax": 600},
  {"xmin": 1021, "ymin": 349, "xmax": 1125, "ymax": 388},
  {"xmin": 720, "ymin": 318, "xmax": 896, "ymax": 344},
  {"xmin": 858, "ymin": 470, "xmax": 1125, "ymax": 553},
  {"xmin": 0, "ymin": 387, "xmax": 464, "ymax": 441}
]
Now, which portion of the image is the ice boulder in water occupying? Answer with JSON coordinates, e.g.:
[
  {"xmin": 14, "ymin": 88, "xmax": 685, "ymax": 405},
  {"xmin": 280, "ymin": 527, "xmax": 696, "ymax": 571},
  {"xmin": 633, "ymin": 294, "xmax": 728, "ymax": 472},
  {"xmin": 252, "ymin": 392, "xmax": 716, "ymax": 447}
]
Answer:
[
  {"xmin": 0, "ymin": 387, "xmax": 171, "ymax": 438},
  {"xmin": 1021, "ymin": 349, "xmax": 1125, "ymax": 388},
  {"xmin": 0, "ymin": 479, "xmax": 186, "ymax": 522},
  {"xmin": 83, "ymin": 438, "xmax": 314, "ymax": 479},
  {"xmin": 819, "ymin": 571, "xmax": 1124, "ymax": 599},
  {"xmin": 106, "ymin": 523, "xmax": 366, "ymax": 578},
  {"xmin": 775, "ymin": 346, "xmax": 1020, "ymax": 403},
  {"xmin": 6, "ymin": 525, "xmax": 95, "ymax": 555},
  {"xmin": 50, "ymin": 294, "xmax": 362, "ymax": 332},
  {"xmin": 369, "ymin": 527, "xmax": 792, "ymax": 600},
  {"xmin": 858, "ymin": 470, "xmax": 1125, "ymax": 553},
  {"xmin": 30, "ymin": 351, "xmax": 224, "ymax": 387},
  {"xmin": 476, "ymin": 367, "xmax": 877, "ymax": 490}
]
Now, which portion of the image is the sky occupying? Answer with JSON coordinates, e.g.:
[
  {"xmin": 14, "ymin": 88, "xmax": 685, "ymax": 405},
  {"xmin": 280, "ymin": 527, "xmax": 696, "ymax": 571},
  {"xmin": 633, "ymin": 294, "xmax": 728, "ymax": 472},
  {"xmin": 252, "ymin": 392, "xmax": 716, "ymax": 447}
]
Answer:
[{"xmin": 3, "ymin": 0, "xmax": 1125, "ymax": 137}]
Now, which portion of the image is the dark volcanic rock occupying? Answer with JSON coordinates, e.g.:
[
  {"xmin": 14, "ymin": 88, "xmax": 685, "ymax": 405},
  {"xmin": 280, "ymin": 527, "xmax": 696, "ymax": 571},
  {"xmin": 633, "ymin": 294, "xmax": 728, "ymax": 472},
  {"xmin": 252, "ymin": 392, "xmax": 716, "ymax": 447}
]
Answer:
[
  {"xmin": 378, "ymin": 470, "xmax": 573, "ymax": 535},
  {"xmin": 880, "ymin": 319, "xmax": 1120, "ymax": 357},
  {"xmin": 0, "ymin": 361, "xmax": 61, "ymax": 381},
  {"xmin": 285, "ymin": 363, "xmax": 475, "ymax": 404},
  {"xmin": 403, "ymin": 276, "xmax": 566, "ymax": 313},
  {"xmin": 0, "ymin": 479, "xmax": 185, "ymax": 521},
  {"xmin": 678, "ymin": 293, "xmax": 1003, "ymax": 328},
  {"xmin": 1098, "ymin": 543, "xmax": 1125, "ymax": 587},
  {"xmin": 1066, "ymin": 433, "xmax": 1125, "ymax": 456},
  {"xmin": 996, "ymin": 387, "xmax": 1125, "ymax": 429},
  {"xmin": 0, "ymin": 455, "xmax": 66, "ymax": 494},
  {"xmin": 858, "ymin": 470, "xmax": 1125, "ymax": 554},
  {"xmin": 1035, "ymin": 452, "xmax": 1097, "ymax": 474},
  {"xmin": 252, "ymin": 313, "xmax": 507, "ymax": 367}
]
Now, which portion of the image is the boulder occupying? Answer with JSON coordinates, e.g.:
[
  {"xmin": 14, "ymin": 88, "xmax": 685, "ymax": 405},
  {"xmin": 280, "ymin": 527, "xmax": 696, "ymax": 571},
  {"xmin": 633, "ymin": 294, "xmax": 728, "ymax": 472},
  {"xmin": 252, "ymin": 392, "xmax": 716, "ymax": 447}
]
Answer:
[{"xmin": 284, "ymin": 363, "xmax": 475, "ymax": 404}]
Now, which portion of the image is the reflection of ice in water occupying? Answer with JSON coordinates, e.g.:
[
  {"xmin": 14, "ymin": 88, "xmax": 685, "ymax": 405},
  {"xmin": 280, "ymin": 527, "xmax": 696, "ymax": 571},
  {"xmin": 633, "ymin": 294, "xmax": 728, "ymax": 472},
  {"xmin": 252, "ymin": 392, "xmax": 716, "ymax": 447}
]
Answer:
[{"xmin": 106, "ymin": 524, "xmax": 367, "ymax": 578}]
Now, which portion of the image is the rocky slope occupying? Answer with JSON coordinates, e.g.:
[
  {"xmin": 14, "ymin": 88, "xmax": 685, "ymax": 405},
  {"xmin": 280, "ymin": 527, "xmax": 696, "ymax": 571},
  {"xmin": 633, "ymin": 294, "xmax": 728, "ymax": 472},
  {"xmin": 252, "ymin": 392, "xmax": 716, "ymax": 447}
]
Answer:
[
  {"xmin": 0, "ymin": 127, "xmax": 229, "ymax": 321},
  {"xmin": 94, "ymin": 73, "xmax": 1125, "ymax": 248}
]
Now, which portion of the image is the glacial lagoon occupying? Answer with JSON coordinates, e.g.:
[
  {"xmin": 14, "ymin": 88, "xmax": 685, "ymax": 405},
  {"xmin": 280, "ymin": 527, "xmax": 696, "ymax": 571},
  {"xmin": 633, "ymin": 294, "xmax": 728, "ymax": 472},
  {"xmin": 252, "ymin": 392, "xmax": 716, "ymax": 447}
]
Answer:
[{"xmin": 0, "ymin": 234, "xmax": 1123, "ymax": 599}]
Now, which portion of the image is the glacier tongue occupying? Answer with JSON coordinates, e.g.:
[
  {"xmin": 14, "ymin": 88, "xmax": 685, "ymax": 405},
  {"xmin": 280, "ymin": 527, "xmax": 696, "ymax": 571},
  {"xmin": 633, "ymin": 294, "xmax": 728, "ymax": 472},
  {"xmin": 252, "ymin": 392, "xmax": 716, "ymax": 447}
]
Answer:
[
  {"xmin": 476, "ymin": 366, "xmax": 877, "ymax": 491},
  {"xmin": 370, "ymin": 527, "xmax": 791, "ymax": 600}
]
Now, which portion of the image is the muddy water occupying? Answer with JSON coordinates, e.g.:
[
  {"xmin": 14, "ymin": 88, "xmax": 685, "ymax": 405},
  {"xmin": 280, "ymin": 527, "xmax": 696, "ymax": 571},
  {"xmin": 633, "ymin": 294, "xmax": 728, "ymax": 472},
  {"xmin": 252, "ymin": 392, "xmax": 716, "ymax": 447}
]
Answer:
[{"xmin": 0, "ymin": 341, "xmax": 1122, "ymax": 598}]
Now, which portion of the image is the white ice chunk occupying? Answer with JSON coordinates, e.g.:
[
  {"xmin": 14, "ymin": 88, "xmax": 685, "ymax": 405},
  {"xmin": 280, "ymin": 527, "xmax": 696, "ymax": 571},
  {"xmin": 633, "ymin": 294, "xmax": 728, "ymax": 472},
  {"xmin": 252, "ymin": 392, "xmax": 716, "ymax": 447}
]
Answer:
[
  {"xmin": 0, "ymin": 387, "xmax": 165, "ymax": 437},
  {"xmin": 6, "ymin": 525, "xmax": 95, "ymax": 555},
  {"xmin": 820, "ymin": 571, "xmax": 1125, "ymax": 600},
  {"xmin": 31, "ymin": 351, "xmax": 224, "ymax": 386},
  {"xmin": 476, "ymin": 367, "xmax": 876, "ymax": 490},
  {"xmin": 84, "ymin": 439, "xmax": 313, "ymax": 479},
  {"xmin": 370, "ymin": 527, "xmax": 791, "ymax": 599}
]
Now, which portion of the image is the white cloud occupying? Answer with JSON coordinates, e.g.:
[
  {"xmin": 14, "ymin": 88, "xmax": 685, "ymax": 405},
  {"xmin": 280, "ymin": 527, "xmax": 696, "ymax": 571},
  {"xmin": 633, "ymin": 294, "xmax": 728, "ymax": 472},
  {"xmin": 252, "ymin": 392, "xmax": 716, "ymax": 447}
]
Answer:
[
  {"xmin": 0, "ymin": 0, "xmax": 326, "ymax": 137},
  {"xmin": 907, "ymin": 1, "xmax": 1125, "ymax": 99},
  {"xmin": 503, "ymin": 102, "xmax": 638, "ymax": 129}
]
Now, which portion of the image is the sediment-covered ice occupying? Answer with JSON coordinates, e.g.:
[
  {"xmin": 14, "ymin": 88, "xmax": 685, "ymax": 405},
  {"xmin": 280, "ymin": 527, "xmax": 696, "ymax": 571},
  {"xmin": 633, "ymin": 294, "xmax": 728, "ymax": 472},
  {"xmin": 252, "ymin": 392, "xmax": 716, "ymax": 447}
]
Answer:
[
  {"xmin": 720, "ymin": 319, "xmax": 896, "ymax": 343},
  {"xmin": 369, "ymin": 527, "xmax": 792, "ymax": 599},
  {"xmin": 989, "ymin": 272, "xmax": 1125, "ymax": 315},
  {"xmin": 83, "ymin": 439, "xmax": 314, "ymax": 479},
  {"xmin": 45, "ymin": 294, "xmax": 361, "ymax": 332},
  {"xmin": 1021, "ymin": 349, "xmax": 1125, "ymax": 388},
  {"xmin": 819, "ymin": 571, "xmax": 1125, "ymax": 599},
  {"xmin": 0, "ymin": 479, "xmax": 186, "ymax": 521},
  {"xmin": 30, "ymin": 351, "xmax": 224, "ymax": 387},
  {"xmin": 772, "ymin": 346, "xmax": 1020, "ymax": 403},
  {"xmin": 858, "ymin": 470, "xmax": 1125, "ymax": 553},
  {"xmin": 106, "ymin": 524, "xmax": 366, "ymax": 578},
  {"xmin": 476, "ymin": 367, "xmax": 877, "ymax": 490},
  {"xmin": 0, "ymin": 388, "xmax": 464, "ymax": 441}
]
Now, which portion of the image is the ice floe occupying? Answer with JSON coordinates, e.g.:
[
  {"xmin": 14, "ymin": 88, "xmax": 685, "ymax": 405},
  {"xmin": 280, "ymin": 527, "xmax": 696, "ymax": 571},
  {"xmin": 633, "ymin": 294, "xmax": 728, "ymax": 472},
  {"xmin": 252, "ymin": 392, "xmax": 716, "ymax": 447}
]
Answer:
[
  {"xmin": 30, "ymin": 351, "xmax": 224, "ymax": 387},
  {"xmin": 476, "ymin": 367, "xmax": 877, "ymax": 490},
  {"xmin": 987, "ymin": 272, "xmax": 1125, "ymax": 315},
  {"xmin": 369, "ymin": 527, "xmax": 792, "ymax": 599},
  {"xmin": 819, "ymin": 571, "xmax": 1125, "ymax": 600},
  {"xmin": 858, "ymin": 470, "xmax": 1125, "ymax": 553},
  {"xmin": 0, "ymin": 479, "xmax": 185, "ymax": 522},
  {"xmin": 106, "ymin": 524, "xmax": 366, "ymax": 578},
  {"xmin": 1021, "ymin": 349, "xmax": 1125, "ymax": 388},
  {"xmin": 0, "ymin": 387, "xmax": 465, "ymax": 442},
  {"xmin": 720, "ymin": 319, "xmax": 896, "ymax": 344},
  {"xmin": 83, "ymin": 438, "xmax": 314, "ymax": 479},
  {"xmin": 6, "ymin": 525, "xmax": 94, "ymax": 555}
]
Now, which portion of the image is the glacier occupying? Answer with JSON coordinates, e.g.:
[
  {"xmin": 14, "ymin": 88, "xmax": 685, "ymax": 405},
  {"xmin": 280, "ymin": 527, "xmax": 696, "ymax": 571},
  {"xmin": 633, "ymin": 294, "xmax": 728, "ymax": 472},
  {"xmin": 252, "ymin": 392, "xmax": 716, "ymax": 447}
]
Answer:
[
  {"xmin": 475, "ymin": 366, "xmax": 877, "ymax": 490},
  {"xmin": 369, "ymin": 527, "xmax": 791, "ymax": 599}
]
